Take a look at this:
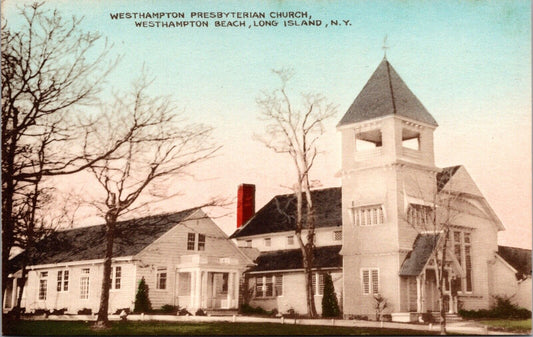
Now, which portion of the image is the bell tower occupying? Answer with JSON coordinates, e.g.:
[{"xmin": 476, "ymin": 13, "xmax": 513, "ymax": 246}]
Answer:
[{"xmin": 338, "ymin": 58, "xmax": 439, "ymax": 316}]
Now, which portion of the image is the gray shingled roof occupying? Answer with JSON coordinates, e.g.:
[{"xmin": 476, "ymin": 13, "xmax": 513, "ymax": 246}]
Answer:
[
  {"xmin": 338, "ymin": 58, "xmax": 438, "ymax": 127},
  {"xmin": 249, "ymin": 245, "xmax": 342, "ymax": 272},
  {"xmin": 399, "ymin": 234, "xmax": 440, "ymax": 276},
  {"xmin": 10, "ymin": 208, "xmax": 197, "ymax": 269},
  {"xmin": 437, "ymin": 166, "xmax": 461, "ymax": 192},
  {"xmin": 229, "ymin": 187, "xmax": 341, "ymax": 239},
  {"xmin": 498, "ymin": 245, "xmax": 532, "ymax": 279}
]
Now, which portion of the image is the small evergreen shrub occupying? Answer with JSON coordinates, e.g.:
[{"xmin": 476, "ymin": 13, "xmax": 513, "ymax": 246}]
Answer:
[
  {"xmin": 321, "ymin": 273, "xmax": 341, "ymax": 318},
  {"xmin": 195, "ymin": 308, "xmax": 206, "ymax": 316},
  {"xmin": 134, "ymin": 277, "xmax": 152, "ymax": 313}
]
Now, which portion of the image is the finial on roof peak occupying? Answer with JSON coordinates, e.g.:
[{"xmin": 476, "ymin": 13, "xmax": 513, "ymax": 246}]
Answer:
[{"xmin": 382, "ymin": 35, "xmax": 389, "ymax": 59}]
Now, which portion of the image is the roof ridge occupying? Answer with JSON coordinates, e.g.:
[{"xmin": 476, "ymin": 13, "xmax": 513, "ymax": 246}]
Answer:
[{"xmin": 56, "ymin": 207, "xmax": 199, "ymax": 232}]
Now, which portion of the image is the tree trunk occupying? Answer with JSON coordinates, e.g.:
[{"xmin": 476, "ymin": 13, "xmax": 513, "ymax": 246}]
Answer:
[
  {"xmin": 96, "ymin": 213, "xmax": 117, "ymax": 326},
  {"xmin": 302, "ymin": 248, "xmax": 317, "ymax": 318},
  {"xmin": 14, "ymin": 266, "xmax": 28, "ymax": 320}
]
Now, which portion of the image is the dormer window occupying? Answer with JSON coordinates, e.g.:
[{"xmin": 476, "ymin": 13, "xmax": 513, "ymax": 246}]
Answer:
[{"xmin": 264, "ymin": 238, "xmax": 271, "ymax": 247}]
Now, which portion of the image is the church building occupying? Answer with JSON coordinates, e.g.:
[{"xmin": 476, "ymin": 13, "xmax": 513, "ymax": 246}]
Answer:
[{"xmin": 231, "ymin": 58, "xmax": 528, "ymax": 321}]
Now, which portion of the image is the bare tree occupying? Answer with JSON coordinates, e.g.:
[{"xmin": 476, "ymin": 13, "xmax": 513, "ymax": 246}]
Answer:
[
  {"xmin": 256, "ymin": 69, "xmax": 336, "ymax": 318},
  {"xmin": 404, "ymin": 170, "xmax": 465, "ymax": 335},
  {"xmin": 1, "ymin": 2, "xmax": 118, "ymax": 305},
  {"xmin": 83, "ymin": 73, "xmax": 220, "ymax": 326}
]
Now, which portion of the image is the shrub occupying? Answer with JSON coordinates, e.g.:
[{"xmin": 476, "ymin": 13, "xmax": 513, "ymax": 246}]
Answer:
[
  {"xmin": 178, "ymin": 308, "xmax": 191, "ymax": 316},
  {"xmin": 458, "ymin": 296, "xmax": 532, "ymax": 320},
  {"xmin": 322, "ymin": 273, "xmax": 341, "ymax": 318},
  {"xmin": 372, "ymin": 293, "xmax": 388, "ymax": 321},
  {"xmin": 240, "ymin": 303, "xmax": 268, "ymax": 315},
  {"xmin": 77, "ymin": 308, "xmax": 92, "ymax": 315},
  {"xmin": 134, "ymin": 277, "xmax": 152, "ymax": 313},
  {"xmin": 50, "ymin": 308, "xmax": 67, "ymax": 315},
  {"xmin": 420, "ymin": 311, "xmax": 435, "ymax": 323},
  {"xmin": 160, "ymin": 304, "xmax": 179, "ymax": 314},
  {"xmin": 195, "ymin": 308, "xmax": 206, "ymax": 316},
  {"xmin": 34, "ymin": 309, "xmax": 50, "ymax": 316}
]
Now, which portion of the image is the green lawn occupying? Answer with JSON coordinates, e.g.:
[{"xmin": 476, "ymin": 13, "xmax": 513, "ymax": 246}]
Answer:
[
  {"xmin": 3, "ymin": 320, "xmax": 438, "ymax": 336},
  {"xmin": 479, "ymin": 319, "xmax": 531, "ymax": 333}
]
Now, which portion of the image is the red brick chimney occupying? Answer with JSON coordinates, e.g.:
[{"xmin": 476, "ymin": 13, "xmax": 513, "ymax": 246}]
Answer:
[{"xmin": 237, "ymin": 184, "xmax": 255, "ymax": 228}]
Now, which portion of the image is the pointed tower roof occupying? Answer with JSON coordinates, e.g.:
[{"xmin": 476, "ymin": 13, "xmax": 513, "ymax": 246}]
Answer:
[{"xmin": 338, "ymin": 58, "xmax": 438, "ymax": 127}]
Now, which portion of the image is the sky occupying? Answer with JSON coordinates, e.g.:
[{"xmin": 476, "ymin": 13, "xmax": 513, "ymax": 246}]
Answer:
[{"xmin": 3, "ymin": 0, "xmax": 531, "ymax": 249}]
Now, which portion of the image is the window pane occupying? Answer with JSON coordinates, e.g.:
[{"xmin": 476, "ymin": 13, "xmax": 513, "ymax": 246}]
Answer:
[
  {"xmin": 362, "ymin": 270, "xmax": 370, "ymax": 294},
  {"xmin": 265, "ymin": 276, "xmax": 273, "ymax": 297},
  {"xmin": 256, "ymin": 277, "xmax": 264, "ymax": 297},
  {"xmin": 63, "ymin": 270, "xmax": 69, "ymax": 291},
  {"xmin": 287, "ymin": 236, "xmax": 294, "ymax": 245},
  {"xmin": 115, "ymin": 267, "xmax": 121, "ymax": 289},
  {"xmin": 275, "ymin": 275, "xmax": 283, "ymax": 296},
  {"xmin": 57, "ymin": 271, "xmax": 63, "ymax": 292},
  {"xmin": 198, "ymin": 234, "xmax": 206, "ymax": 251},
  {"xmin": 80, "ymin": 277, "xmax": 89, "ymax": 299},
  {"xmin": 178, "ymin": 273, "xmax": 191, "ymax": 296},
  {"xmin": 157, "ymin": 269, "xmax": 167, "ymax": 289},
  {"xmin": 39, "ymin": 279, "xmax": 47, "ymax": 300},
  {"xmin": 187, "ymin": 233, "xmax": 195, "ymax": 250},
  {"xmin": 465, "ymin": 246, "xmax": 472, "ymax": 292},
  {"xmin": 371, "ymin": 269, "xmax": 379, "ymax": 294}
]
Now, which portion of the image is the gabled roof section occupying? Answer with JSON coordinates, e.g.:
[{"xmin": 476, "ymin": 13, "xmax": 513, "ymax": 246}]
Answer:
[
  {"xmin": 338, "ymin": 58, "xmax": 438, "ymax": 127},
  {"xmin": 12, "ymin": 208, "xmax": 198, "ymax": 268},
  {"xmin": 497, "ymin": 245, "xmax": 532, "ymax": 279},
  {"xmin": 399, "ymin": 233, "xmax": 440, "ymax": 276},
  {"xmin": 248, "ymin": 245, "xmax": 342, "ymax": 272},
  {"xmin": 437, "ymin": 166, "xmax": 461, "ymax": 192},
  {"xmin": 230, "ymin": 187, "xmax": 341, "ymax": 239}
]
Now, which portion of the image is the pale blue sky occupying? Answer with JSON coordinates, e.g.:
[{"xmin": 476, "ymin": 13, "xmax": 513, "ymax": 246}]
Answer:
[{"xmin": 3, "ymin": 0, "xmax": 531, "ymax": 248}]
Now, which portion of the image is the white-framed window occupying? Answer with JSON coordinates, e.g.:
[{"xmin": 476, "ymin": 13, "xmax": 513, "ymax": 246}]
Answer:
[
  {"xmin": 187, "ymin": 233, "xmax": 206, "ymax": 251},
  {"xmin": 156, "ymin": 267, "xmax": 167, "ymax": 290},
  {"xmin": 178, "ymin": 272, "xmax": 191, "ymax": 296},
  {"xmin": 352, "ymin": 205, "xmax": 385, "ymax": 226},
  {"xmin": 245, "ymin": 240, "xmax": 252, "ymax": 247},
  {"xmin": 264, "ymin": 238, "xmax": 271, "ymax": 247},
  {"xmin": 333, "ymin": 230, "xmax": 342, "ymax": 241},
  {"xmin": 254, "ymin": 274, "xmax": 283, "ymax": 298},
  {"xmin": 275, "ymin": 274, "xmax": 283, "ymax": 296},
  {"xmin": 111, "ymin": 266, "xmax": 121, "ymax": 290},
  {"xmin": 407, "ymin": 204, "xmax": 433, "ymax": 227},
  {"xmin": 80, "ymin": 268, "xmax": 90, "ymax": 299},
  {"xmin": 57, "ymin": 270, "xmax": 69, "ymax": 292},
  {"xmin": 287, "ymin": 236, "xmax": 294, "ymax": 245},
  {"xmin": 187, "ymin": 233, "xmax": 196, "ymax": 250},
  {"xmin": 312, "ymin": 272, "xmax": 325, "ymax": 295},
  {"xmin": 198, "ymin": 234, "xmax": 206, "ymax": 251},
  {"xmin": 39, "ymin": 272, "xmax": 48, "ymax": 300},
  {"xmin": 361, "ymin": 268, "xmax": 379, "ymax": 295},
  {"xmin": 450, "ymin": 230, "xmax": 473, "ymax": 293}
]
